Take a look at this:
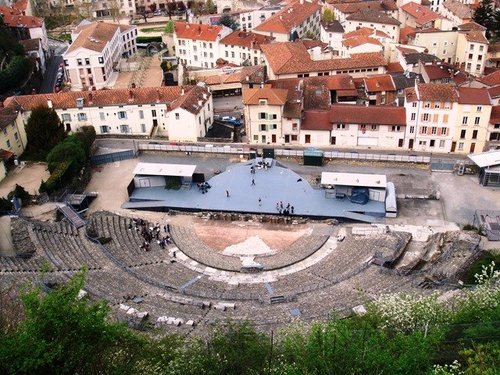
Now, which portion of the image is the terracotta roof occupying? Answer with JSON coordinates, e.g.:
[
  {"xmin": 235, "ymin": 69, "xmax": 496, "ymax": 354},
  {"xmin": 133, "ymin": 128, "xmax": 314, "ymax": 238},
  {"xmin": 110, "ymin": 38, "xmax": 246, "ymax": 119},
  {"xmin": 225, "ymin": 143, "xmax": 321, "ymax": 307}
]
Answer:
[
  {"xmin": 364, "ymin": 74, "xmax": 395, "ymax": 92},
  {"xmin": 240, "ymin": 65, "xmax": 266, "ymax": 84},
  {"xmin": 423, "ymin": 64, "xmax": 453, "ymax": 80},
  {"xmin": 333, "ymin": 0, "xmax": 398, "ymax": 15},
  {"xmin": 343, "ymin": 35, "xmax": 382, "ymax": 48},
  {"xmin": 321, "ymin": 20, "xmax": 344, "ymax": 33},
  {"xmin": 170, "ymin": 85, "xmax": 211, "ymax": 115},
  {"xmin": 0, "ymin": 107, "xmax": 19, "ymax": 130},
  {"xmin": 343, "ymin": 27, "xmax": 390, "ymax": 40},
  {"xmin": 463, "ymin": 30, "xmax": 488, "ymax": 44},
  {"xmin": 242, "ymin": 86, "xmax": 288, "ymax": 105},
  {"xmin": 219, "ymin": 31, "xmax": 273, "ymax": 50},
  {"xmin": 301, "ymin": 110, "xmax": 331, "ymax": 130},
  {"xmin": 399, "ymin": 25, "xmax": 417, "ymax": 43},
  {"xmin": 201, "ymin": 71, "xmax": 242, "ymax": 85},
  {"xmin": 11, "ymin": 0, "xmax": 28, "ymax": 12},
  {"xmin": 346, "ymin": 9, "xmax": 400, "ymax": 25},
  {"xmin": 261, "ymin": 41, "xmax": 387, "ymax": 75},
  {"xmin": 329, "ymin": 104, "xmax": 406, "ymax": 125},
  {"xmin": 254, "ymin": 0, "xmax": 321, "ymax": 34},
  {"xmin": 19, "ymin": 38, "xmax": 41, "ymax": 51},
  {"xmin": 174, "ymin": 22, "xmax": 224, "ymax": 41},
  {"xmin": 489, "ymin": 105, "xmax": 500, "ymax": 123},
  {"xmin": 400, "ymin": 2, "xmax": 441, "ymax": 26},
  {"xmin": 443, "ymin": 1, "xmax": 472, "ymax": 19},
  {"xmin": 66, "ymin": 22, "xmax": 131, "ymax": 54},
  {"xmin": 301, "ymin": 39, "xmax": 328, "ymax": 49},
  {"xmin": 386, "ymin": 62, "xmax": 404, "ymax": 73},
  {"xmin": 480, "ymin": 70, "xmax": 500, "ymax": 86},
  {"xmin": 414, "ymin": 83, "xmax": 458, "ymax": 102},
  {"xmin": 458, "ymin": 21, "xmax": 486, "ymax": 31},
  {"xmin": 3, "ymin": 86, "xmax": 201, "ymax": 111},
  {"xmin": 0, "ymin": 5, "xmax": 42, "ymax": 28},
  {"xmin": 270, "ymin": 74, "xmax": 356, "ymax": 91},
  {"xmin": 457, "ymin": 87, "xmax": 491, "ymax": 105},
  {"xmin": 488, "ymin": 85, "xmax": 500, "ymax": 98},
  {"xmin": 396, "ymin": 45, "xmax": 420, "ymax": 55}
]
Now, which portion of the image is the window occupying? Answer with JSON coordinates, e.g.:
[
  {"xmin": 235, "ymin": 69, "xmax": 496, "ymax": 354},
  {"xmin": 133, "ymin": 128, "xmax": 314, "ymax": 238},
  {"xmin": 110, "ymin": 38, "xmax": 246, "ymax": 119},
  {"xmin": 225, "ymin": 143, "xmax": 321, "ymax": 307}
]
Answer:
[
  {"xmin": 422, "ymin": 126, "xmax": 428, "ymax": 134},
  {"xmin": 410, "ymin": 126, "xmax": 415, "ymax": 134},
  {"xmin": 412, "ymin": 102, "xmax": 417, "ymax": 108},
  {"xmin": 391, "ymin": 125, "xmax": 401, "ymax": 132},
  {"xmin": 259, "ymin": 112, "xmax": 267, "ymax": 119},
  {"xmin": 14, "ymin": 132, "xmax": 18, "ymax": 141},
  {"xmin": 64, "ymin": 59, "xmax": 69, "ymax": 66},
  {"xmin": 371, "ymin": 125, "xmax": 377, "ymax": 130},
  {"xmin": 305, "ymin": 134, "xmax": 311, "ymax": 143},
  {"xmin": 85, "ymin": 58, "xmax": 90, "ymax": 65},
  {"xmin": 259, "ymin": 99, "xmax": 267, "ymax": 105},
  {"xmin": 260, "ymin": 124, "xmax": 267, "ymax": 131},
  {"xmin": 139, "ymin": 110, "xmax": 144, "ymax": 119},
  {"xmin": 474, "ymin": 116, "xmax": 480, "ymax": 125},
  {"xmin": 419, "ymin": 140, "xmax": 426, "ymax": 146},
  {"xmin": 467, "ymin": 63, "xmax": 472, "ymax": 70},
  {"xmin": 253, "ymin": 135, "xmax": 258, "ymax": 141},
  {"xmin": 430, "ymin": 139, "xmax": 435, "ymax": 147},
  {"xmin": 100, "ymin": 125, "xmax": 109, "ymax": 133},
  {"xmin": 120, "ymin": 125, "xmax": 129, "ymax": 134},
  {"xmin": 478, "ymin": 55, "xmax": 483, "ymax": 61},
  {"xmin": 470, "ymin": 44, "xmax": 474, "ymax": 51},
  {"xmin": 271, "ymin": 124, "xmax": 277, "ymax": 130},
  {"xmin": 441, "ymin": 127, "xmax": 447, "ymax": 135},
  {"xmin": 458, "ymin": 142, "xmax": 464, "ymax": 150},
  {"xmin": 271, "ymin": 114, "xmax": 277, "ymax": 120},
  {"xmin": 6, "ymin": 140, "xmax": 11, "ymax": 148},
  {"xmin": 118, "ymin": 111, "xmax": 127, "ymax": 119},
  {"xmin": 434, "ymin": 102, "xmax": 440, "ymax": 109},
  {"xmin": 476, "ymin": 64, "xmax": 481, "ymax": 72},
  {"xmin": 62, "ymin": 113, "xmax": 71, "ymax": 122},
  {"xmin": 439, "ymin": 140, "xmax": 445, "ymax": 148},
  {"xmin": 468, "ymin": 53, "xmax": 473, "ymax": 60},
  {"xmin": 292, "ymin": 123, "xmax": 298, "ymax": 131},
  {"xmin": 462, "ymin": 116, "xmax": 468, "ymax": 125},
  {"xmin": 433, "ymin": 114, "xmax": 439, "ymax": 123},
  {"xmin": 424, "ymin": 102, "xmax": 430, "ymax": 108},
  {"xmin": 443, "ymin": 114, "xmax": 448, "ymax": 123},
  {"xmin": 476, "ymin": 106, "xmax": 482, "ymax": 112},
  {"xmin": 175, "ymin": 113, "xmax": 180, "ymax": 120},
  {"xmin": 479, "ymin": 45, "xmax": 484, "ymax": 52},
  {"xmin": 87, "ymin": 68, "xmax": 91, "ymax": 74},
  {"xmin": 422, "ymin": 113, "xmax": 430, "ymax": 122},
  {"xmin": 472, "ymin": 130, "xmax": 478, "ymax": 139},
  {"xmin": 77, "ymin": 113, "xmax": 87, "ymax": 121},
  {"xmin": 98, "ymin": 56, "xmax": 104, "ymax": 64},
  {"xmin": 444, "ymin": 102, "xmax": 451, "ymax": 109},
  {"xmin": 77, "ymin": 58, "xmax": 82, "ymax": 66},
  {"xmin": 460, "ymin": 129, "xmax": 466, "ymax": 139},
  {"xmin": 431, "ymin": 127, "xmax": 437, "ymax": 134},
  {"xmin": 151, "ymin": 110, "xmax": 157, "ymax": 117},
  {"xmin": 141, "ymin": 124, "xmax": 146, "ymax": 133},
  {"xmin": 336, "ymin": 124, "xmax": 346, "ymax": 129}
]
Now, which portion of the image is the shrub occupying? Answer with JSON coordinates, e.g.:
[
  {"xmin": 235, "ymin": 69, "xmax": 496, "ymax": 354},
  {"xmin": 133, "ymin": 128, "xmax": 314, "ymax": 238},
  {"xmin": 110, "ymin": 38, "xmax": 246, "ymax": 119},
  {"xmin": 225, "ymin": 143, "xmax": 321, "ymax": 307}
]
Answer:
[
  {"xmin": 7, "ymin": 184, "xmax": 30, "ymax": 206},
  {"xmin": 41, "ymin": 160, "xmax": 71, "ymax": 193},
  {"xmin": 137, "ymin": 36, "xmax": 162, "ymax": 44}
]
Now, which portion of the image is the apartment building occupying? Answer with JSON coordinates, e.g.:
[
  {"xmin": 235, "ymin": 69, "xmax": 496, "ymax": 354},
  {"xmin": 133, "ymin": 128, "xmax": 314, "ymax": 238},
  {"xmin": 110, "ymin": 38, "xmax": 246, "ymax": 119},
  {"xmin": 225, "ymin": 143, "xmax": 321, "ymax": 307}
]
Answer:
[
  {"xmin": 320, "ymin": 20, "xmax": 344, "ymax": 50},
  {"xmin": 219, "ymin": 31, "xmax": 273, "ymax": 66},
  {"xmin": 408, "ymin": 29, "xmax": 458, "ymax": 64},
  {"xmin": 238, "ymin": 4, "xmax": 283, "ymax": 31},
  {"xmin": 440, "ymin": 0, "xmax": 473, "ymax": 27},
  {"xmin": 253, "ymin": 0, "xmax": 321, "ymax": 42},
  {"xmin": 399, "ymin": 2, "xmax": 445, "ymax": 29},
  {"xmin": 63, "ymin": 22, "xmax": 137, "ymax": 91},
  {"xmin": 452, "ymin": 87, "xmax": 492, "ymax": 153},
  {"xmin": 261, "ymin": 41, "xmax": 387, "ymax": 80},
  {"xmin": 343, "ymin": 10, "xmax": 401, "ymax": 42},
  {"xmin": 3, "ymin": 85, "xmax": 213, "ymax": 142},
  {"xmin": 487, "ymin": 106, "xmax": 500, "ymax": 150},
  {"xmin": 0, "ymin": 106, "xmax": 27, "ymax": 163},
  {"xmin": 174, "ymin": 22, "xmax": 232, "ymax": 69},
  {"xmin": 0, "ymin": 5, "xmax": 48, "ymax": 52},
  {"xmin": 456, "ymin": 30, "xmax": 488, "ymax": 76},
  {"xmin": 404, "ymin": 83, "xmax": 457, "ymax": 152}
]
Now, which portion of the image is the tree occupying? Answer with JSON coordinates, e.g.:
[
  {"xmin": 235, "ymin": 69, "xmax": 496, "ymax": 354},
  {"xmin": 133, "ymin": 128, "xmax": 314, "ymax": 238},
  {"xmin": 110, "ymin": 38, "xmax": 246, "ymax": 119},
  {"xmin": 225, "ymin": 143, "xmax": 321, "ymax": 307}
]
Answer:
[
  {"xmin": 218, "ymin": 14, "xmax": 239, "ymax": 31},
  {"xmin": 46, "ymin": 135, "xmax": 86, "ymax": 176},
  {"xmin": 164, "ymin": 19, "xmax": 174, "ymax": 33},
  {"xmin": 322, "ymin": 8, "xmax": 335, "ymax": 22},
  {"xmin": 204, "ymin": 0, "xmax": 216, "ymax": 14},
  {"xmin": 473, "ymin": 0, "xmax": 494, "ymax": 38},
  {"xmin": 25, "ymin": 106, "xmax": 66, "ymax": 160},
  {"xmin": 493, "ymin": 10, "xmax": 500, "ymax": 39},
  {"xmin": 74, "ymin": 126, "xmax": 96, "ymax": 158}
]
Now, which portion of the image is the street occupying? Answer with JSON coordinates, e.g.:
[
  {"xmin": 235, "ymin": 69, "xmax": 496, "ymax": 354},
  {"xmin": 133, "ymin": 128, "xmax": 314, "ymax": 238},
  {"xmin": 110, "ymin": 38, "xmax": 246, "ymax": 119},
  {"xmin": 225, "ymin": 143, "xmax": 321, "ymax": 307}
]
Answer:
[{"xmin": 39, "ymin": 39, "xmax": 68, "ymax": 94}]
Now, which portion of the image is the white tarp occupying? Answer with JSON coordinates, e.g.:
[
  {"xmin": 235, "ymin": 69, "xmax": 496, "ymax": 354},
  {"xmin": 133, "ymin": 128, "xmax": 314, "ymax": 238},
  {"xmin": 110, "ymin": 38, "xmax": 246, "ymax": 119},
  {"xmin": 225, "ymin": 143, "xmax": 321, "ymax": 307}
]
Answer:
[
  {"xmin": 133, "ymin": 162, "xmax": 196, "ymax": 177},
  {"xmin": 321, "ymin": 172, "xmax": 387, "ymax": 188}
]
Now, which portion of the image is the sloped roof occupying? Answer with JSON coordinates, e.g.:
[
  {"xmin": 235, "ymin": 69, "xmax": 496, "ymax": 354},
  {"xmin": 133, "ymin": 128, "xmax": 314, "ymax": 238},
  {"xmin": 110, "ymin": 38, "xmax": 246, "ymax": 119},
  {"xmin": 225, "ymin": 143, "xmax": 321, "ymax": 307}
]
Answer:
[
  {"xmin": 242, "ymin": 86, "xmax": 288, "ymax": 105},
  {"xmin": 219, "ymin": 31, "xmax": 273, "ymax": 50},
  {"xmin": 343, "ymin": 35, "xmax": 382, "ymax": 48},
  {"xmin": 400, "ymin": 2, "xmax": 441, "ymax": 26},
  {"xmin": 333, "ymin": 0, "xmax": 398, "ymax": 15},
  {"xmin": 463, "ymin": 30, "xmax": 488, "ymax": 44},
  {"xmin": 364, "ymin": 74, "xmax": 395, "ymax": 92},
  {"xmin": 443, "ymin": 0, "xmax": 473, "ymax": 19},
  {"xmin": 329, "ymin": 104, "xmax": 406, "ymax": 125},
  {"xmin": 416, "ymin": 83, "xmax": 458, "ymax": 102},
  {"xmin": 19, "ymin": 38, "xmax": 41, "ymax": 51},
  {"xmin": 174, "ymin": 22, "xmax": 224, "ymax": 41},
  {"xmin": 488, "ymin": 85, "xmax": 500, "ymax": 98},
  {"xmin": 457, "ymin": 87, "xmax": 491, "ymax": 105},
  {"xmin": 261, "ymin": 41, "xmax": 387, "ymax": 75},
  {"xmin": 346, "ymin": 9, "xmax": 400, "ymax": 25},
  {"xmin": 301, "ymin": 110, "xmax": 331, "ymax": 130},
  {"xmin": 0, "ymin": 107, "xmax": 19, "ymax": 130},
  {"xmin": 254, "ymin": 0, "xmax": 321, "ymax": 34},
  {"xmin": 321, "ymin": 20, "xmax": 344, "ymax": 33},
  {"xmin": 480, "ymin": 70, "xmax": 500, "ymax": 86},
  {"xmin": 66, "ymin": 22, "xmax": 132, "ymax": 54},
  {"xmin": 489, "ymin": 105, "xmax": 500, "ymax": 123},
  {"xmin": 170, "ymin": 85, "xmax": 211, "ymax": 115},
  {"xmin": 0, "ymin": 5, "xmax": 42, "ymax": 28},
  {"xmin": 458, "ymin": 21, "xmax": 487, "ymax": 32},
  {"xmin": 423, "ymin": 64, "xmax": 453, "ymax": 80}
]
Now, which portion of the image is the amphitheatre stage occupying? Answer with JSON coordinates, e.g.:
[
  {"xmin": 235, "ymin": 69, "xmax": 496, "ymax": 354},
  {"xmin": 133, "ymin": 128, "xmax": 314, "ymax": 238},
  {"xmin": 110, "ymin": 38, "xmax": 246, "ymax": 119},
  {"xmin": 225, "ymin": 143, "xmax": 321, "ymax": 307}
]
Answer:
[{"xmin": 123, "ymin": 159, "xmax": 386, "ymax": 222}]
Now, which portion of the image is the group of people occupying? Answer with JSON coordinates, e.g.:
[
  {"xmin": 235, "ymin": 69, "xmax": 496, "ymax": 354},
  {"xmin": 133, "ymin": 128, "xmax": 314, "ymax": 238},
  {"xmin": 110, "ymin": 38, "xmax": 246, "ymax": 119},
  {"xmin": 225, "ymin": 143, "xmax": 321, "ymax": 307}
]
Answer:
[
  {"xmin": 276, "ymin": 201, "xmax": 294, "ymax": 215},
  {"xmin": 197, "ymin": 182, "xmax": 212, "ymax": 194},
  {"xmin": 250, "ymin": 160, "xmax": 272, "ymax": 174},
  {"xmin": 129, "ymin": 218, "xmax": 172, "ymax": 251}
]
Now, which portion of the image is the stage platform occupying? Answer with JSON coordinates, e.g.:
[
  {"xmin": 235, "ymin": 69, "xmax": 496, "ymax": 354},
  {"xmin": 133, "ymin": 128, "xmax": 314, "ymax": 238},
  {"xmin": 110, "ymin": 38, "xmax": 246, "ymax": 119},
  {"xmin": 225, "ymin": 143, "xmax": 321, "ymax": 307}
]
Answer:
[{"xmin": 122, "ymin": 160, "xmax": 386, "ymax": 222}]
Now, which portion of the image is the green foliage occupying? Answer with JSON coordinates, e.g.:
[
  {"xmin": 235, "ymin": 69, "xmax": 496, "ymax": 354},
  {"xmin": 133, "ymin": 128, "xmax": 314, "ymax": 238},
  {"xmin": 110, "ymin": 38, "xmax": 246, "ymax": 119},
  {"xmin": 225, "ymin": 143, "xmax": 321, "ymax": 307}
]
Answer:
[
  {"xmin": 218, "ymin": 14, "xmax": 239, "ymax": 30},
  {"xmin": 473, "ymin": 0, "xmax": 494, "ymax": 38},
  {"xmin": 462, "ymin": 252, "xmax": 500, "ymax": 284},
  {"xmin": 164, "ymin": 20, "xmax": 174, "ymax": 33},
  {"xmin": 25, "ymin": 106, "xmax": 66, "ymax": 160},
  {"xmin": 137, "ymin": 36, "xmax": 163, "ymax": 44},
  {"xmin": 322, "ymin": 8, "xmax": 335, "ymax": 22},
  {"xmin": 7, "ymin": 184, "xmax": 30, "ymax": 206},
  {"xmin": 0, "ymin": 55, "xmax": 31, "ymax": 94},
  {"xmin": 460, "ymin": 342, "xmax": 499, "ymax": 375},
  {"xmin": 0, "ymin": 270, "xmax": 146, "ymax": 375},
  {"xmin": 74, "ymin": 126, "xmax": 96, "ymax": 158},
  {"xmin": 46, "ymin": 135, "xmax": 86, "ymax": 176},
  {"xmin": 40, "ymin": 160, "xmax": 71, "ymax": 193},
  {"xmin": 204, "ymin": 0, "xmax": 216, "ymax": 14}
]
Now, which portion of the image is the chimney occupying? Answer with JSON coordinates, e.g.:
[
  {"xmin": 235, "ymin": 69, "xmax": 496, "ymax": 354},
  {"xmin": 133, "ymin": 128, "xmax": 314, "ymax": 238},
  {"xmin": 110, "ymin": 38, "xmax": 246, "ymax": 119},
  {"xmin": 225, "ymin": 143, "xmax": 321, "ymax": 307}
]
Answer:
[
  {"xmin": 181, "ymin": 88, "xmax": 185, "ymax": 95},
  {"xmin": 131, "ymin": 82, "xmax": 136, "ymax": 88},
  {"xmin": 156, "ymin": 89, "xmax": 161, "ymax": 102},
  {"xmin": 47, "ymin": 98, "xmax": 53, "ymax": 108},
  {"xmin": 88, "ymin": 92, "xmax": 93, "ymax": 104},
  {"xmin": 128, "ymin": 90, "xmax": 134, "ymax": 101},
  {"xmin": 246, "ymin": 75, "xmax": 250, "ymax": 81}
]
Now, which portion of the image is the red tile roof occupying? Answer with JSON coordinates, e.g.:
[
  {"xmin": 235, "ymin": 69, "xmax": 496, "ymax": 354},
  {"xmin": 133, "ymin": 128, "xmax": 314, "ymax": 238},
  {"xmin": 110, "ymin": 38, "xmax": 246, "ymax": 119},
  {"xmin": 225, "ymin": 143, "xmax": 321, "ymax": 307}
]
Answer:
[
  {"xmin": 254, "ymin": 0, "xmax": 321, "ymax": 34},
  {"xmin": 346, "ymin": 9, "xmax": 400, "ymax": 25},
  {"xmin": 400, "ymin": 2, "xmax": 441, "ymax": 26},
  {"xmin": 442, "ymin": 0, "xmax": 473, "ymax": 20},
  {"xmin": 457, "ymin": 87, "xmax": 491, "ymax": 105},
  {"xmin": 344, "ymin": 27, "xmax": 390, "ymax": 40},
  {"xmin": 3, "ymin": 86, "xmax": 209, "ymax": 115},
  {"xmin": 386, "ymin": 62, "xmax": 404, "ymax": 73},
  {"xmin": 0, "ymin": 5, "xmax": 42, "ymax": 28},
  {"xmin": 463, "ymin": 30, "xmax": 488, "ymax": 44},
  {"xmin": 400, "ymin": 25, "xmax": 417, "ymax": 43},
  {"xmin": 329, "ymin": 104, "xmax": 406, "ymax": 125},
  {"xmin": 301, "ymin": 110, "xmax": 331, "ymax": 130},
  {"xmin": 174, "ymin": 22, "xmax": 224, "ymax": 41},
  {"xmin": 343, "ymin": 35, "xmax": 382, "ymax": 48},
  {"xmin": 423, "ymin": 64, "xmax": 453, "ymax": 80},
  {"xmin": 488, "ymin": 85, "xmax": 500, "ymax": 98},
  {"xmin": 489, "ymin": 105, "xmax": 500, "ymax": 123},
  {"xmin": 242, "ymin": 86, "xmax": 289, "ymax": 105},
  {"xmin": 333, "ymin": 0, "xmax": 398, "ymax": 15},
  {"xmin": 219, "ymin": 31, "xmax": 273, "ymax": 50},
  {"xmin": 416, "ymin": 83, "xmax": 458, "ymax": 102},
  {"xmin": 261, "ymin": 41, "xmax": 387, "ymax": 75},
  {"xmin": 481, "ymin": 70, "xmax": 500, "ymax": 86},
  {"xmin": 364, "ymin": 74, "xmax": 395, "ymax": 92}
]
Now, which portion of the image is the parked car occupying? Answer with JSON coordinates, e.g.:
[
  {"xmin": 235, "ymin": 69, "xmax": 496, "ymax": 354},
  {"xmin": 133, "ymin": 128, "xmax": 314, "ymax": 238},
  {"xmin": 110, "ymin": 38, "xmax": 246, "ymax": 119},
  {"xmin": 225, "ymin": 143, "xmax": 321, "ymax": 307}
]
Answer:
[
  {"xmin": 221, "ymin": 116, "xmax": 241, "ymax": 126},
  {"xmin": 153, "ymin": 10, "xmax": 163, "ymax": 16}
]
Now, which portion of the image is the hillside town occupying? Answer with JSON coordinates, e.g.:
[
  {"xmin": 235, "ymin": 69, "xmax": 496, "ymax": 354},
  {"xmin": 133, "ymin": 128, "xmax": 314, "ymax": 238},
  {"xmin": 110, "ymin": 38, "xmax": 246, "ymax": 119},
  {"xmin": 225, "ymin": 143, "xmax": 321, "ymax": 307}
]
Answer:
[{"xmin": 0, "ymin": 0, "xmax": 499, "ymax": 373}]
